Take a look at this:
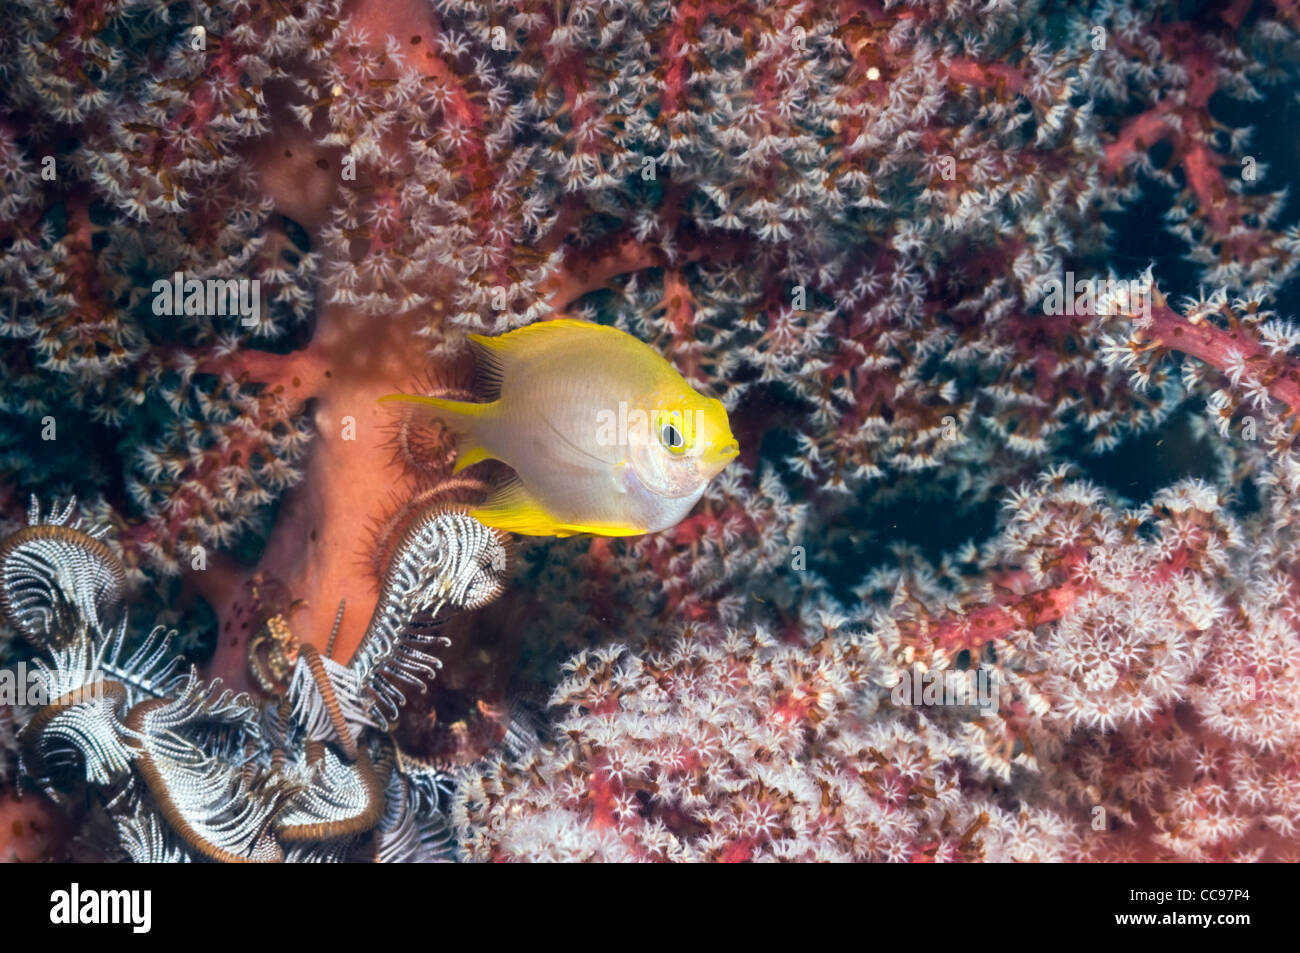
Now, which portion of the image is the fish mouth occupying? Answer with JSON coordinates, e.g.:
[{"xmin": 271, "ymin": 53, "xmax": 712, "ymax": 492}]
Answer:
[{"xmin": 702, "ymin": 440, "xmax": 739, "ymax": 474}]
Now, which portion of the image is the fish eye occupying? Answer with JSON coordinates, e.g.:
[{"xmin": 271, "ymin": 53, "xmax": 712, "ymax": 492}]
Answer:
[{"xmin": 659, "ymin": 422, "xmax": 686, "ymax": 454}]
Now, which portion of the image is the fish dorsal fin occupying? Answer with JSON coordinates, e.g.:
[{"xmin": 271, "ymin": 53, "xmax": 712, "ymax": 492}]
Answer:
[
  {"xmin": 468, "ymin": 319, "xmax": 608, "ymax": 401},
  {"xmin": 467, "ymin": 334, "xmax": 507, "ymax": 401},
  {"xmin": 470, "ymin": 475, "xmax": 644, "ymax": 538}
]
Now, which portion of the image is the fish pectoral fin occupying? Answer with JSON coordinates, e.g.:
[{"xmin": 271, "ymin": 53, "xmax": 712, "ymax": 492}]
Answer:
[{"xmin": 470, "ymin": 478, "xmax": 644, "ymax": 538}]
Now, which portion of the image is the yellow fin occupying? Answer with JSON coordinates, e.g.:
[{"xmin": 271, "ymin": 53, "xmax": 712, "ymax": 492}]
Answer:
[
  {"xmin": 467, "ymin": 320, "xmax": 610, "ymax": 400},
  {"xmin": 377, "ymin": 392, "xmax": 492, "ymax": 419},
  {"xmin": 468, "ymin": 318, "xmax": 604, "ymax": 353},
  {"xmin": 471, "ymin": 479, "xmax": 645, "ymax": 538},
  {"xmin": 452, "ymin": 444, "xmax": 491, "ymax": 474},
  {"xmin": 377, "ymin": 392, "xmax": 497, "ymax": 473}
]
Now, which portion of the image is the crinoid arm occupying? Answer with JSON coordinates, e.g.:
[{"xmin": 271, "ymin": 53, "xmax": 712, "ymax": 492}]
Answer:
[
  {"xmin": 3, "ymin": 498, "xmax": 515, "ymax": 862},
  {"xmin": 349, "ymin": 506, "xmax": 512, "ymax": 728}
]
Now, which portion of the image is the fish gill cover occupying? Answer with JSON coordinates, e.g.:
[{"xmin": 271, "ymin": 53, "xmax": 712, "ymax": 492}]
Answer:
[{"xmin": 0, "ymin": 0, "xmax": 1298, "ymax": 864}]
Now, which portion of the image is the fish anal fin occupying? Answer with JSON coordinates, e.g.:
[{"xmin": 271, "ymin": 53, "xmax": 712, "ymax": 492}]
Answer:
[
  {"xmin": 452, "ymin": 443, "xmax": 493, "ymax": 474},
  {"xmin": 470, "ymin": 477, "xmax": 644, "ymax": 538}
]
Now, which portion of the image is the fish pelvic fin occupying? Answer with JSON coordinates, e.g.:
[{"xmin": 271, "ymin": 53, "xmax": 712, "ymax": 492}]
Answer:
[
  {"xmin": 376, "ymin": 392, "xmax": 497, "ymax": 473},
  {"xmin": 471, "ymin": 477, "xmax": 645, "ymax": 538}
]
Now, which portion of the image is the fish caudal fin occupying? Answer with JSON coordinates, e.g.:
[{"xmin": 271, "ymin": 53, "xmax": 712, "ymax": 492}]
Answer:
[
  {"xmin": 471, "ymin": 478, "xmax": 645, "ymax": 538},
  {"xmin": 376, "ymin": 393, "xmax": 496, "ymax": 473}
]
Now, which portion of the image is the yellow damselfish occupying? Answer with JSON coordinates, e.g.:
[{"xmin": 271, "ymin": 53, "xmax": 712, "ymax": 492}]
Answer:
[{"xmin": 379, "ymin": 319, "xmax": 739, "ymax": 537}]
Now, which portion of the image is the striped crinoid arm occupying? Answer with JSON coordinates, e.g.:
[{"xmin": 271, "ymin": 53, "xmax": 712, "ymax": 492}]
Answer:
[
  {"xmin": 285, "ymin": 740, "xmax": 458, "ymax": 863},
  {"xmin": 26, "ymin": 623, "xmax": 187, "ymax": 718},
  {"xmin": 275, "ymin": 744, "xmax": 387, "ymax": 846},
  {"xmin": 350, "ymin": 506, "xmax": 512, "ymax": 728},
  {"xmin": 391, "ymin": 506, "xmax": 513, "ymax": 613},
  {"xmin": 18, "ymin": 623, "xmax": 210, "ymax": 798},
  {"xmin": 129, "ymin": 669, "xmax": 263, "ymax": 761},
  {"xmin": 116, "ymin": 805, "xmax": 194, "ymax": 863},
  {"xmin": 96, "ymin": 625, "xmax": 189, "ymax": 705},
  {"xmin": 20, "ymin": 679, "xmax": 132, "ymax": 789},
  {"xmin": 364, "ymin": 758, "xmax": 457, "ymax": 863},
  {"xmin": 285, "ymin": 643, "xmax": 376, "ymax": 760},
  {"xmin": 0, "ymin": 496, "xmax": 126, "ymax": 647},
  {"xmin": 370, "ymin": 476, "xmax": 491, "ymax": 579},
  {"xmin": 125, "ymin": 694, "xmax": 289, "ymax": 864},
  {"xmin": 17, "ymin": 623, "xmax": 183, "ymax": 791}
]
